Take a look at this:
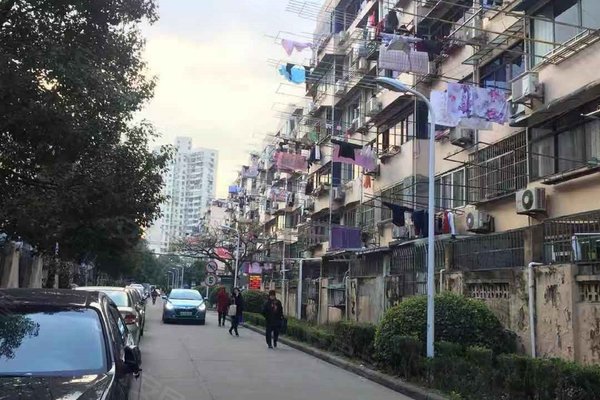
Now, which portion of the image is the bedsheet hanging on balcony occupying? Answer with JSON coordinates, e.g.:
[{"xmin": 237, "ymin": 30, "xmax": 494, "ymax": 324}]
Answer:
[
  {"xmin": 281, "ymin": 39, "xmax": 313, "ymax": 56},
  {"xmin": 275, "ymin": 151, "xmax": 307, "ymax": 172},
  {"xmin": 378, "ymin": 44, "xmax": 429, "ymax": 74},
  {"xmin": 446, "ymin": 83, "xmax": 508, "ymax": 124}
]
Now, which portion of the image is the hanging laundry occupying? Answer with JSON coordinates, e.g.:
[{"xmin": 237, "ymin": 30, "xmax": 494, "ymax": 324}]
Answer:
[
  {"xmin": 305, "ymin": 180, "xmax": 314, "ymax": 195},
  {"xmin": 355, "ymin": 146, "xmax": 378, "ymax": 172},
  {"xmin": 446, "ymin": 82, "xmax": 472, "ymax": 120},
  {"xmin": 275, "ymin": 151, "xmax": 307, "ymax": 172},
  {"xmin": 381, "ymin": 33, "xmax": 421, "ymax": 52},
  {"xmin": 412, "ymin": 210, "xmax": 429, "ymax": 237},
  {"xmin": 378, "ymin": 45, "xmax": 429, "ymax": 74},
  {"xmin": 279, "ymin": 63, "xmax": 308, "ymax": 84},
  {"xmin": 228, "ymin": 185, "xmax": 240, "ymax": 194},
  {"xmin": 331, "ymin": 139, "xmax": 361, "ymax": 163},
  {"xmin": 363, "ymin": 174, "xmax": 372, "ymax": 189},
  {"xmin": 471, "ymin": 86, "xmax": 508, "ymax": 124},
  {"xmin": 384, "ymin": 10, "xmax": 399, "ymax": 34},
  {"xmin": 430, "ymin": 90, "xmax": 460, "ymax": 127},
  {"xmin": 281, "ymin": 39, "xmax": 313, "ymax": 56},
  {"xmin": 442, "ymin": 211, "xmax": 450, "ymax": 234},
  {"xmin": 368, "ymin": 11, "xmax": 376, "ymax": 27},
  {"xmin": 308, "ymin": 130, "xmax": 319, "ymax": 143},
  {"xmin": 383, "ymin": 202, "xmax": 413, "ymax": 227},
  {"xmin": 416, "ymin": 39, "xmax": 444, "ymax": 62},
  {"xmin": 448, "ymin": 211, "xmax": 457, "ymax": 236}
]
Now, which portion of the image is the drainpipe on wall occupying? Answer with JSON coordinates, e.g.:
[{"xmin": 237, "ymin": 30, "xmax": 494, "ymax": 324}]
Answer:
[
  {"xmin": 528, "ymin": 262, "xmax": 544, "ymax": 358},
  {"xmin": 297, "ymin": 259, "xmax": 303, "ymax": 319},
  {"xmin": 439, "ymin": 268, "xmax": 446, "ymax": 292}
]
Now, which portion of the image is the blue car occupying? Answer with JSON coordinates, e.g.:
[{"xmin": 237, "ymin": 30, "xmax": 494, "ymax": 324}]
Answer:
[{"xmin": 162, "ymin": 289, "xmax": 206, "ymax": 325}]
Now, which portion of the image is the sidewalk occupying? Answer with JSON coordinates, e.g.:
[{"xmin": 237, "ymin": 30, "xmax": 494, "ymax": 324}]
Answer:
[{"xmin": 242, "ymin": 322, "xmax": 447, "ymax": 400}]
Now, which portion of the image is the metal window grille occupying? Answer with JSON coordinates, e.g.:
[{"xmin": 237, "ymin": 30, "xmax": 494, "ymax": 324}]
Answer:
[
  {"xmin": 543, "ymin": 210, "xmax": 600, "ymax": 265},
  {"xmin": 452, "ymin": 229, "xmax": 526, "ymax": 270},
  {"xmin": 468, "ymin": 131, "xmax": 527, "ymax": 203},
  {"xmin": 580, "ymin": 281, "xmax": 600, "ymax": 303}
]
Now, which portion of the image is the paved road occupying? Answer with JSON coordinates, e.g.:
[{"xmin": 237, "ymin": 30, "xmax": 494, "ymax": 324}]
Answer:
[{"xmin": 131, "ymin": 301, "xmax": 414, "ymax": 400}]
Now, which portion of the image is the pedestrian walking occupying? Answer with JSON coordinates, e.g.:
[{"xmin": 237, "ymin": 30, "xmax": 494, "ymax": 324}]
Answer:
[
  {"xmin": 262, "ymin": 290, "xmax": 284, "ymax": 349},
  {"xmin": 216, "ymin": 287, "xmax": 229, "ymax": 327},
  {"xmin": 228, "ymin": 288, "xmax": 244, "ymax": 336}
]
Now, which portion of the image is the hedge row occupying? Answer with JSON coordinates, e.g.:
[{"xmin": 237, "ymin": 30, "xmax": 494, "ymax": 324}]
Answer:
[
  {"xmin": 242, "ymin": 312, "xmax": 374, "ymax": 360},
  {"xmin": 387, "ymin": 337, "xmax": 600, "ymax": 400}
]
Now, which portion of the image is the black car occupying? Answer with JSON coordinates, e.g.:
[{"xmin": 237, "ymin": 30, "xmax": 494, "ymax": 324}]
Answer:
[{"xmin": 0, "ymin": 289, "xmax": 142, "ymax": 399}]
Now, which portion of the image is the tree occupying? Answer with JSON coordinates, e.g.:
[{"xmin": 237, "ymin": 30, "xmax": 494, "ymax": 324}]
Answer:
[
  {"xmin": 177, "ymin": 222, "xmax": 266, "ymax": 275},
  {"xmin": 0, "ymin": 0, "xmax": 170, "ymax": 277}
]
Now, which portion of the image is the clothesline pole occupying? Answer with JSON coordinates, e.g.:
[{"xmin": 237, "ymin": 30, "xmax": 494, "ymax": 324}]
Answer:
[{"xmin": 375, "ymin": 77, "xmax": 436, "ymax": 359}]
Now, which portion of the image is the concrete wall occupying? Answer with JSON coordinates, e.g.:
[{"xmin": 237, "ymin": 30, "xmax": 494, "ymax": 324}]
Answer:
[
  {"xmin": 356, "ymin": 276, "xmax": 385, "ymax": 323},
  {"xmin": 447, "ymin": 264, "xmax": 600, "ymax": 364}
]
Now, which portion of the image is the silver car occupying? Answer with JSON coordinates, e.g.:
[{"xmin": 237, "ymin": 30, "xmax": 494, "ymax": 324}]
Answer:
[{"xmin": 75, "ymin": 286, "xmax": 143, "ymax": 344}]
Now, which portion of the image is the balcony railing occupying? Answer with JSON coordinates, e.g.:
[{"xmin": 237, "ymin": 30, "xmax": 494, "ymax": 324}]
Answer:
[
  {"xmin": 451, "ymin": 229, "xmax": 526, "ymax": 271},
  {"xmin": 298, "ymin": 221, "xmax": 329, "ymax": 250},
  {"xmin": 544, "ymin": 210, "xmax": 600, "ymax": 265}
]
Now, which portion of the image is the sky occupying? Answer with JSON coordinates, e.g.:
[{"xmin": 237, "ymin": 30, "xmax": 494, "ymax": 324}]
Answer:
[{"xmin": 138, "ymin": 0, "xmax": 319, "ymax": 198}]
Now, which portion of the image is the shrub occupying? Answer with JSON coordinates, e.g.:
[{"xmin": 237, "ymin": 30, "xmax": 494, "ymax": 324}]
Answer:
[
  {"xmin": 242, "ymin": 312, "xmax": 264, "ymax": 326},
  {"xmin": 331, "ymin": 321, "xmax": 376, "ymax": 362},
  {"xmin": 375, "ymin": 292, "xmax": 516, "ymax": 356},
  {"xmin": 242, "ymin": 290, "xmax": 268, "ymax": 314}
]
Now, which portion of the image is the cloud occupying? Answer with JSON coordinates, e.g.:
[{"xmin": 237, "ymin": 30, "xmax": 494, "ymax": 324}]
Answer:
[{"xmin": 137, "ymin": 1, "xmax": 315, "ymax": 197}]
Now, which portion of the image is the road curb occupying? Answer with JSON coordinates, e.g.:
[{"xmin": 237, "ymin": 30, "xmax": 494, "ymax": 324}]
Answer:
[{"xmin": 242, "ymin": 323, "xmax": 447, "ymax": 400}]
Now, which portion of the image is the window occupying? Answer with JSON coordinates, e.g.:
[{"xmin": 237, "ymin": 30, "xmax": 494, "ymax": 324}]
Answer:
[
  {"xmin": 531, "ymin": 0, "xmax": 600, "ymax": 65},
  {"xmin": 343, "ymin": 206, "xmax": 359, "ymax": 227},
  {"xmin": 530, "ymin": 101, "xmax": 600, "ymax": 180},
  {"xmin": 377, "ymin": 112, "xmax": 414, "ymax": 154},
  {"xmin": 479, "ymin": 42, "xmax": 525, "ymax": 91},
  {"xmin": 340, "ymin": 163, "xmax": 359, "ymax": 185},
  {"xmin": 108, "ymin": 305, "xmax": 126, "ymax": 343},
  {"xmin": 435, "ymin": 168, "xmax": 467, "ymax": 209},
  {"xmin": 468, "ymin": 131, "xmax": 527, "ymax": 201},
  {"xmin": 0, "ymin": 309, "xmax": 107, "ymax": 376}
]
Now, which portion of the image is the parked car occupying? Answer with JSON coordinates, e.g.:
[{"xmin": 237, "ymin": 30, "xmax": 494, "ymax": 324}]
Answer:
[
  {"xmin": 75, "ymin": 286, "xmax": 143, "ymax": 344},
  {"xmin": 127, "ymin": 283, "xmax": 148, "ymax": 299},
  {"xmin": 162, "ymin": 288, "xmax": 206, "ymax": 324},
  {"xmin": 125, "ymin": 286, "xmax": 146, "ymax": 336},
  {"xmin": 0, "ymin": 288, "xmax": 141, "ymax": 400}
]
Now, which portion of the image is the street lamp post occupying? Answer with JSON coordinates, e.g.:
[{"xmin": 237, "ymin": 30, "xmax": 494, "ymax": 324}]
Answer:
[
  {"xmin": 375, "ymin": 77, "xmax": 437, "ymax": 358},
  {"xmin": 221, "ymin": 225, "xmax": 241, "ymax": 288}
]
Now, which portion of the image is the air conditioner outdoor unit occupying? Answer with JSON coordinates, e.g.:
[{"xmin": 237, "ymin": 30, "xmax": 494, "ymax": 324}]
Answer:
[
  {"xmin": 450, "ymin": 127, "xmax": 475, "ymax": 148},
  {"xmin": 333, "ymin": 187, "xmax": 346, "ymax": 202},
  {"xmin": 516, "ymin": 187, "xmax": 547, "ymax": 215},
  {"xmin": 465, "ymin": 16, "xmax": 485, "ymax": 43},
  {"xmin": 511, "ymin": 72, "xmax": 544, "ymax": 104},
  {"xmin": 335, "ymin": 80, "xmax": 347, "ymax": 95},
  {"xmin": 367, "ymin": 97, "xmax": 383, "ymax": 117},
  {"xmin": 508, "ymin": 98, "xmax": 530, "ymax": 125},
  {"xmin": 466, "ymin": 209, "xmax": 494, "ymax": 233},
  {"xmin": 358, "ymin": 57, "xmax": 368, "ymax": 72}
]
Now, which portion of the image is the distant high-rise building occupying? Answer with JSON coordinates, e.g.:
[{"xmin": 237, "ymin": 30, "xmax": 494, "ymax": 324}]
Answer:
[{"xmin": 147, "ymin": 137, "xmax": 218, "ymax": 253}]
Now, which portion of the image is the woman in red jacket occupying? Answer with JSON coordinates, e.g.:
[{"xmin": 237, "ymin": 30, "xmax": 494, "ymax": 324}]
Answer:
[{"xmin": 216, "ymin": 286, "xmax": 229, "ymax": 327}]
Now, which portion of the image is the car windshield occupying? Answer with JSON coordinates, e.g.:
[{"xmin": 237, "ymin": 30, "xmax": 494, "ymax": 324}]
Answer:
[
  {"xmin": 0, "ymin": 309, "xmax": 107, "ymax": 376},
  {"xmin": 103, "ymin": 291, "xmax": 129, "ymax": 307},
  {"xmin": 169, "ymin": 290, "xmax": 203, "ymax": 300}
]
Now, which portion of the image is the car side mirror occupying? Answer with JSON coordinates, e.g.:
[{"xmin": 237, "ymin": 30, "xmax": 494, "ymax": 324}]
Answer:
[
  {"xmin": 124, "ymin": 345, "xmax": 142, "ymax": 375},
  {"xmin": 161, "ymin": 295, "xmax": 167, "ymax": 300}
]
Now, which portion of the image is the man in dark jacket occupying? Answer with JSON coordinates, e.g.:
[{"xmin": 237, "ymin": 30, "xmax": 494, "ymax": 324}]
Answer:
[{"xmin": 262, "ymin": 290, "xmax": 284, "ymax": 349}]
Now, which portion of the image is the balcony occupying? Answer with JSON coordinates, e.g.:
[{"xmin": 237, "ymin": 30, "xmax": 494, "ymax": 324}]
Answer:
[{"xmin": 298, "ymin": 221, "xmax": 330, "ymax": 250}]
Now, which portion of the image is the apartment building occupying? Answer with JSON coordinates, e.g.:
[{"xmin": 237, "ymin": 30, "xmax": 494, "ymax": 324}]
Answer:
[
  {"xmin": 229, "ymin": 0, "xmax": 600, "ymax": 363},
  {"xmin": 147, "ymin": 137, "xmax": 218, "ymax": 253}
]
